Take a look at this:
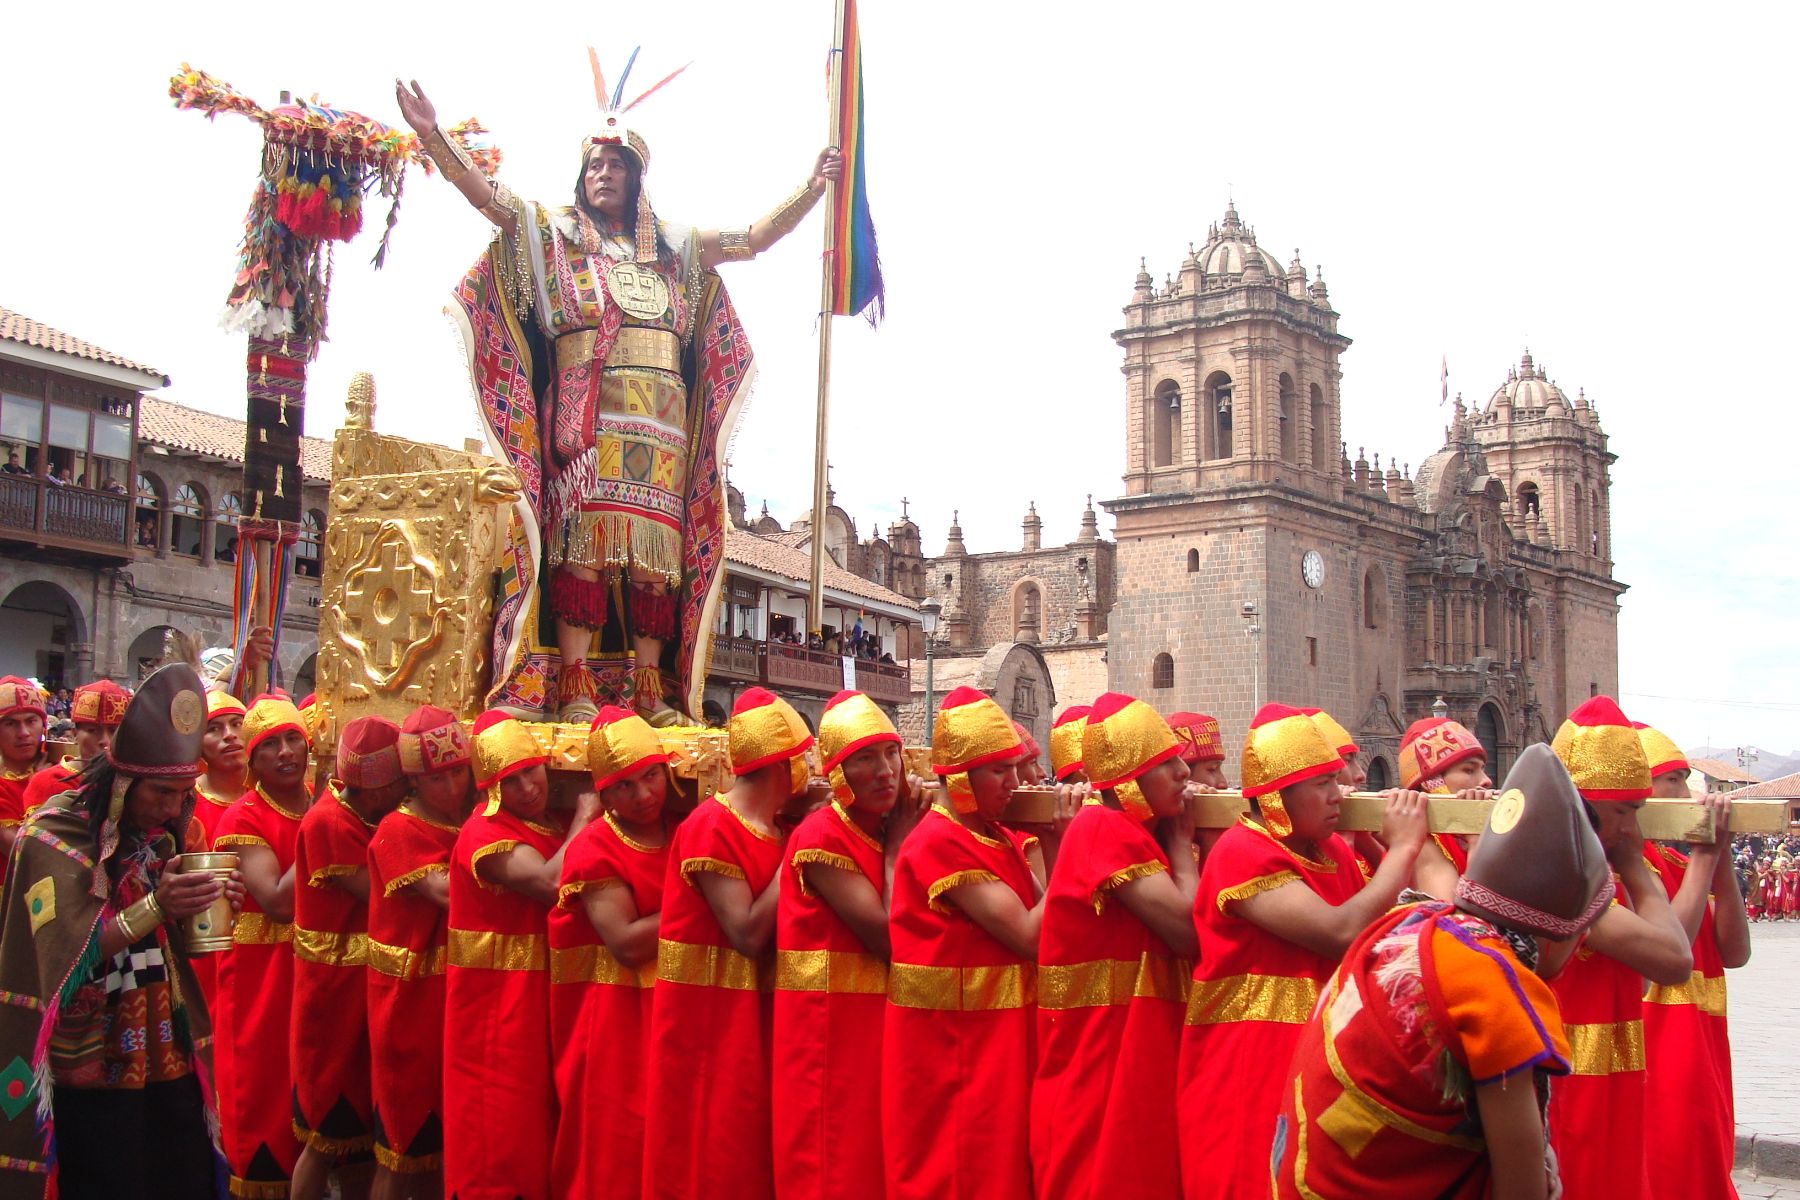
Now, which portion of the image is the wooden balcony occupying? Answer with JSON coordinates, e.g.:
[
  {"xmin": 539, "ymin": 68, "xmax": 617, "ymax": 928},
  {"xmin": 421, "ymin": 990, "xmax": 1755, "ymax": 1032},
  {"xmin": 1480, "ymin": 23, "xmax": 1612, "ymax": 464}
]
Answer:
[
  {"xmin": 754, "ymin": 641, "xmax": 912, "ymax": 705},
  {"xmin": 710, "ymin": 636, "xmax": 763, "ymax": 682},
  {"xmin": 0, "ymin": 474, "xmax": 131, "ymax": 559}
]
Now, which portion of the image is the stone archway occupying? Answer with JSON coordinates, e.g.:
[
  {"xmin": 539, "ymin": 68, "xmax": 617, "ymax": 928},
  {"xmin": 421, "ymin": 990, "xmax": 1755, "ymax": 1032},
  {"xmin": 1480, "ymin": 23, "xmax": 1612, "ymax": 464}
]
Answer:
[
  {"xmin": 0, "ymin": 581, "xmax": 88, "ymax": 689},
  {"xmin": 1476, "ymin": 701, "xmax": 1506, "ymax": 779},
  {"xmin": 974, "ymin": 642, "xmax": 1056, "ymax": 776},
  {"xmin": 126, "ymin": 625, "xmax": 180, "ymax": 685}
]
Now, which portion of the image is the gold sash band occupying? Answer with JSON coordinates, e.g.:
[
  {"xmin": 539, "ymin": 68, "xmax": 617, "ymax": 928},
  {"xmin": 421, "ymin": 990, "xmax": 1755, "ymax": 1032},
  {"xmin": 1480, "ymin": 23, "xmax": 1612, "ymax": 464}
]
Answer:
[
  {"xmin": 554, "ymin": 327, "xmax": 681, "ymax": 374},
  {"xmin": 446, "ymin": 928, "xmax": 548, "ymax": 972},
  {"xmin": 1184, "ymin": 972, "xmax": 1317, "ymax": 1026},
  {"xmin": 1645, "ymin": 969, "xmax": 1727, "ymax": 1018},
  {"xmin": 1565, "ymin": 1018, "xmax": 1646, "ymax": 1076},
  {"xmin": 657, "ymin": 939, "xmax": 768, "ymax": 992},
  {"xmin": 292, "ymin": 927, "xmax": 370, "ymax": 968},
  {"xmin": 550, "ymin": 942, "xmax": 657, "ymax": 989},
  {"xmin": 887, "ymin": 961, "xmax": 1035, "ymax": 1012},
  {"xmin": 366, "ymin": 939, "xmax": 448, "ymax": 980},
  {"xmin": 1038, "ymin": 952, "xmax": 1191, "ymax": 1010},
  {"xmin": 233, "ymin": 912, "xmax": 294, "ymax": 946},
  {"xmin": 773, "ymin": 948, "xmax": 889, "ymax": 995}
]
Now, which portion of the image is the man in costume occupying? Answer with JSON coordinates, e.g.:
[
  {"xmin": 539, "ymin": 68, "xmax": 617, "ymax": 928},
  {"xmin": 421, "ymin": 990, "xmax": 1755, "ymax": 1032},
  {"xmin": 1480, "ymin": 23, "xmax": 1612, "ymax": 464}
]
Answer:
[
  {"xmin": 0, "ymin": 663, "xmax": 244, "ymax": 1199},
  {"xmin": 1048, "ymin": 705, "xmax": 1092, "ymax": 785},
  {"xmin": 1176, "ymin": 703, "xmax": 1428, "ymax": 1200},
  {"xmin": 19, "ymin": 679, "xmax": 129, "ymax": 815},
  {"xmin": 1167, "ymin": 710, "xmax": 1227, "ymax": 789},
  {"xmin": 194, "ymin": 692, "xmax": 250, "ymax": 842},
  {"xmin": 0, "ymin": 676, "xmax": 48, "ymax": 873},
  {"xmin": 644, "ymin": 687, "xmax": 804, "ymax": 1200},
  {"xmin": 1274, "ymin": 744, "xmax": 1615, "ymax": 1199},
  {"xmin": 291, "ymin": 717, "xmax": 411, "ymax": 1200},
  {"xmin": 443, "ymin": 713, "xmax": 594, "ymax": 1200},
  {"xmin": 396, "ymin": 77, "xmax": 840, "ymax": 724},
  {"xmin": 1635, "ymin": 722, "xmax": 1749, "ymax": 1200},
  {"xmin": 1544, "ymin": 696, "xmax": 1695, "ymax": 1200},
  {"xmin": 1032, "ymin": 692, "xmax": 1197, "ymax": 1200},
  {"xmin": 773, "ymin": 690, "xmax": 920, "ymax": 1200},
  {"xmin": 883, "ymin": 687, "xmax": 1043, "ymax": 1200},
  {"xmin": 1400, "ymin": 715, "xmax": 1492, "ymax": 874},
  {"xmin": 213, "ymin": 692, "xmax": 313, "ymax": 1198},
  {"xmin": 367, "ymin": 706, "xmax": 471, "ymax": 1199},
  {"xmin": 550, "ymin": 706, "xmax": 670, "ymax": 1197}
]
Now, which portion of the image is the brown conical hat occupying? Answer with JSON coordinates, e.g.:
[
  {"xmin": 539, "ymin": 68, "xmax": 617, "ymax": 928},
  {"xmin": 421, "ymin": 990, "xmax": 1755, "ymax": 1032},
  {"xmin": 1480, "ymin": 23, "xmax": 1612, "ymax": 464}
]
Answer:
[
  {"xmin": 107, "ymin": 664, "xmax": 207, "ymax": 779},
  {"xmin": 1453, "ymin": 743, "xmax": 1614, "ymax": 940}
]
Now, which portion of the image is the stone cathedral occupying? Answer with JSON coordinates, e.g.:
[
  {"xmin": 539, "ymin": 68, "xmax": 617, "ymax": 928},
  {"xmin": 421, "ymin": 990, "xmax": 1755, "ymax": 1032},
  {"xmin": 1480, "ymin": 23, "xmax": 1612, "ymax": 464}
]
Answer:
[{"xmin": 1100, "ymin": 202, "xmax": 1625, "ymax": 785}]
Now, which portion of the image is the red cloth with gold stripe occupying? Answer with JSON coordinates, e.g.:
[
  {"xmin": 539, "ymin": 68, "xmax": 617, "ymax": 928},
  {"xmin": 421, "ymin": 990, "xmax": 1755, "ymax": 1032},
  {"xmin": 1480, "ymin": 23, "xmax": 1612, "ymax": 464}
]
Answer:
[
  {"xmin": 214, "ymin": 786, "xmax": 305, "ymax": 1195},
  {"xmin": 20, "ymin": 758, "xmax": 78, "ymax": 816},
  {"xmin": 1178, "ymin": 817, "xmax": 1364, "ymax": 1200},
  {"xmin": 0, "ymin": 765, "xmax": 42, "ymax": 888},
  {"xmin": 442, "ymin": 808, "xmax": 563, "ymax": 1200},
  {"xmin": 882, "ymin": 806, "xmax": 1038, "ymax": 1200},
  {"xmin": 549, "ymin": 813, "xmax": 667, "ymax": 1198},
  {"xmin": 1032, "ymin": 802, "xmax": 1187, "ymax": 1200},
  {"xmin": 1642, "ymin": 843, "xmax": 1735, "ymax": 1199},
  {"xmin": 1433, "ymin": 832, "xmax": 1471, "ymax": 873},
  {"xmin": 1548, "ymin": 883, "xmax": 1651, "ymax": 1200},
  {"xmin": 366, "ymin": 806, "xmax": 458, "ymax": 1174},
  {"xmin": 1274, "ymin": 900, "xmax": 1571, "ymax": 1197},
  {"xmin": 772, "ymin": 800, "xmax": 890, "ymax": 1200},
  {"xmin": 291, "ymin": 785, "xmax": 378, "ymax": 1155},
  {"xmin": 643, "ymin": 794, "xmax": 785, "ymax": 1200}
]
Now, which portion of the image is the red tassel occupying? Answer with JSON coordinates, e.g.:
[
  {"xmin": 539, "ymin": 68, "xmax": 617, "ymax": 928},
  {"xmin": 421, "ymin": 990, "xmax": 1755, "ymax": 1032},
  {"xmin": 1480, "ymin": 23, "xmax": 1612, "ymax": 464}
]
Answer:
[
  {"xmin": 629, "ymin": 583, "xmax": 677, "ymax": 641},
  {"xmin": 549, "ymin": 570, "xmax": 609, "ymax": 630}
]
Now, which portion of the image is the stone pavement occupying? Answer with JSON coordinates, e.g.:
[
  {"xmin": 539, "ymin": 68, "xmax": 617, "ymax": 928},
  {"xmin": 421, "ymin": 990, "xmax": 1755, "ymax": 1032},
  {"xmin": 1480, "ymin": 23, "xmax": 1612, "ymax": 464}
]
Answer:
[{"xmin": 1732, "ymin": 919, "xmax": 1800, "ymax": 1190}]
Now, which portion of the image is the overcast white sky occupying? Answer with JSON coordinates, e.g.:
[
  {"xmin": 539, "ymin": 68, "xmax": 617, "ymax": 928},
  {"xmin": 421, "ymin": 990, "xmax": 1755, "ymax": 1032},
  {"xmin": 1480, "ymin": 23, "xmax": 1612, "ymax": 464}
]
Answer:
[{"xmin": 5, "ymin": 2, "xmax": 1797, "ymax": 752}]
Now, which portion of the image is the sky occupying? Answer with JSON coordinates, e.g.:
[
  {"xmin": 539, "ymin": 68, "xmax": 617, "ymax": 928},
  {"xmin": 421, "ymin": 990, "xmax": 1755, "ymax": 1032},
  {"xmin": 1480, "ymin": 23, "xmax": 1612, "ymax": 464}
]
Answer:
[{"xmin": 5, "ymin": 2, "xmax": 1797, "ymax": 752}]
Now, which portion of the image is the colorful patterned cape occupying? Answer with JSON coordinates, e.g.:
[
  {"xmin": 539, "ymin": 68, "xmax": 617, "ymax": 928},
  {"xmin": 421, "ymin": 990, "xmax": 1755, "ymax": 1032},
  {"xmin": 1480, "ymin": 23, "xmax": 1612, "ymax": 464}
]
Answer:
[{"xmin": 448, "ymin": 225, "xmax": 752, "ymax": 718}]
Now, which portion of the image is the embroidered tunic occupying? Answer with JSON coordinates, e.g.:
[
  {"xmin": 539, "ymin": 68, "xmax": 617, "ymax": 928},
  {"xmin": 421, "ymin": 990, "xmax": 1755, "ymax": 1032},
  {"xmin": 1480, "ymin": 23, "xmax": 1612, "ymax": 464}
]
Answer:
[
  {"xmin": 772, "ymin": 801, "xmax": 890, "ymax": 1200},
  {"xmin": 1177, "ymin": 817, "xmax": 1364, "ymax": 1200},
  {"xmin": 548, "ymin": 812, "xmax": 667, "ymax": 1198},
  {"xmin": 1032, "ymin": 803, "xmax": 1187, "ymax": 1200},
  {"xmin": 366, "ymin": 806, "xmax": 459, "ymax": 1174},
  {"xmin": 442, "ymin": 808, "xmax": 564, "ymax": 1200},
  {"xmin": 882, "ymin": 807, "xmax": 1038, "ymax": 1200},
  {"xmin": 643, "ymin": 794, "xmax": 785, "ymax": 1200},
  {"xmin": 290, "ymin": 785, "xmax": 377, "ymax": 1156}
]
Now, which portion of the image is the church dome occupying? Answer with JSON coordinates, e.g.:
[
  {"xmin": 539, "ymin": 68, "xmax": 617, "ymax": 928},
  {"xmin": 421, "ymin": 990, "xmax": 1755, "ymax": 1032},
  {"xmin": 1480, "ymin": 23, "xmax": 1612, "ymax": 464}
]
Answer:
[
  {"xmin": 1194, "ymin": 202, "xmax": 1285, "ymax": 281},
  {"xmin": 1484, "ymin": 351, "xmax": 1572, "ymax": 417}
]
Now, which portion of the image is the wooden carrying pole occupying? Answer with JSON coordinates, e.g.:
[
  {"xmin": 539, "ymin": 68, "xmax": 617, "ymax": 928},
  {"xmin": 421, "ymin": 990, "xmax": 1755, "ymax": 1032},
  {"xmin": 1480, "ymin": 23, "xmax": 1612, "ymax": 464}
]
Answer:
[{"xmin": 807, "ymin": 0, "xmax": 848, "ymax": 637}]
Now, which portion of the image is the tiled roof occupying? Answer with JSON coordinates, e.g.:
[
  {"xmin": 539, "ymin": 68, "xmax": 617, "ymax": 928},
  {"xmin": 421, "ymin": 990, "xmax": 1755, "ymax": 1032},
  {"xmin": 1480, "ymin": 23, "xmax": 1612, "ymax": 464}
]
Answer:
[
  {"xmin": 1688, "ymin": 757, "xmax": 1760, "ymax": 785},
  {"xmin": 1725, "ymin": 770, "xmax": 1800, "ymax": 799},
  {"xmin": 138, "ymin": 396, "xmax": 332, "ymax": 482},
  {"xmin": 0, "ymin": 307, "xmax": 166, "ymax": 381},
  {"xmin": 725, "ymin": 528, "xmax": 917, "ymax": 612}
]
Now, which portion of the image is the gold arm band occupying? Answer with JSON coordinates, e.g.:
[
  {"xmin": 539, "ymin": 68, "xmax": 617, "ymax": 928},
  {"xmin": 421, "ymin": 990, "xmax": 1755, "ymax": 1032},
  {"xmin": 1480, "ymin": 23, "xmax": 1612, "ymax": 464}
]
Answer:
[
  {"xmin": 755, "ymin": 183, "xmax": 824, "ymax": 245},
  {"xmin": 716, "ymin": 229, "xmax": 755, "ymax": 263},
  {"xmin": 424, "ymin": 126, "xmax": 478, "ymax": 186},
  {"xmin": 117, "ymin": 893, "xmax": 164, "ymax": 943}
]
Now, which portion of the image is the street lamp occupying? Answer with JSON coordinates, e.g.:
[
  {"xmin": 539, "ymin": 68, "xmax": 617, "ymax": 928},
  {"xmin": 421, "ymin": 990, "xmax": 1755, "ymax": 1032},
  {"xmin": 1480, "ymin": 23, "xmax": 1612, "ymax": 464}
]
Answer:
[{"xmin": 920, "ymin": 598, "xmax": 942, "ymax": 747}]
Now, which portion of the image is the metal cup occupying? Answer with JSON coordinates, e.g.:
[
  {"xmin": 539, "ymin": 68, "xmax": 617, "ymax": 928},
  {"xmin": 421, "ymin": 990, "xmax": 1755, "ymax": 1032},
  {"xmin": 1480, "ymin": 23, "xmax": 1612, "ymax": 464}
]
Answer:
[{"xmin": 177, "ymin": 851, "xmax": 238, "ymax": 954}]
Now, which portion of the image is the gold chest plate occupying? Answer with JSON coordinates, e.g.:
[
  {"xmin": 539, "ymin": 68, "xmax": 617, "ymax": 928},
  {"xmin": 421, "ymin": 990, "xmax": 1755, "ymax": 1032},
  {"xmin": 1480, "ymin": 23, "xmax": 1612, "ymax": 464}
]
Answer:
[{"xmin": 606, "ymin": 262, "xmax": 672, "ymax": 321}]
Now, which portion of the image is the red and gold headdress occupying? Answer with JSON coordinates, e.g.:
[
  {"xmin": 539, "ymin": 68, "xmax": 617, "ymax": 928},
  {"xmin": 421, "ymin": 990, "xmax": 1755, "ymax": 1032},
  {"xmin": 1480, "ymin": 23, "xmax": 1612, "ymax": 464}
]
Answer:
[
  {"xmin": 1398, "ymin": 717, "xmax": 1485, "ymax": 792},
  {"xmin": 1632, "ymin": 722, "xmax": 1688, "ymax": 780},
  {"xmin": 71, "ymin": 680, "xmax": 131, "ymax": 729},
  {"xmin": 398, "ymin": 705, "xmax": 472, "ymax": 777},
  {"xmin": 1240, "ymin": 703, "xmax": 1343, "ymax": 838},
  {"xmin": 1167, "ymin": 711, "xmax": 1224, "ymax": 765},
  {"xmin": 728, "ymin": 687, "xmax": 814, "ymax": 775},
  {"xmin": 297, "ymin": 693, "xmax": 320, "ymax": 741},
  {"xmin": 583, "ymin": 47, "xmax": 692, "ymax": 264},
  {"xmin": 471, "ymin": 711, "xmax": 549, "ymax": 816},
  {"xmin": 1551, "ymin": 696, "xmax": 1650, "ymax": 802},
  {"xmin": 336, "ymin": 716, "xmax": 404, "ymax": 789},
  {"xmin": 818, "ymin": 690, "xmax": 900, "ymax": 806},
  {"xmin": 1304, "ymin": 709, "xmax": 1359, "ymax": 761},
  {"xmin": 588, "ymin": 705, "xmax": 670, "ymax": 791},
  {"xmin": 206, "ymin": 691, "xmax": 247, "ymax": 723},
  {"xmin": 243, "ymin": 692, "xmax": 308, "ymax": 758},
  {"xmin": 931, "ymin": 687, "xmax": 1023, "ymax": 814},
  {"xmin": 0, "ymin": 677, "xmax": 45, "ymax": 721},
  {"xmin": 1083, "ymin": 692, "xmax": 1181, "ymax": 823},
  {"xmin": 1049, "ymin": 706, "xmax": 1092, "ymax": 782}
]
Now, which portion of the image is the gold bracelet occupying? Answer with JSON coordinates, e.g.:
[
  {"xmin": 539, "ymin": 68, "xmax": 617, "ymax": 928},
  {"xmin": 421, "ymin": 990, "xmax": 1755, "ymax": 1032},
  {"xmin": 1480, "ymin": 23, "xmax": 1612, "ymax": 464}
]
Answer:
[
  {"xmin": 715, "ymin": 228, "xmax": 755, "ymax": 262},
  {"xmin": 757, "ymin": 183, "xmax": 823, "ymax": 243},
  {"xmin": 424, "ymin": 126, "xmax": 479, "ymax": 188},
  {"xmin": 115, "ymin": 910, "xmax": 140, "ymax": 944},
  {"xmin": 120, "ymin": 894, "xmax": 164, "ymax": 943}
]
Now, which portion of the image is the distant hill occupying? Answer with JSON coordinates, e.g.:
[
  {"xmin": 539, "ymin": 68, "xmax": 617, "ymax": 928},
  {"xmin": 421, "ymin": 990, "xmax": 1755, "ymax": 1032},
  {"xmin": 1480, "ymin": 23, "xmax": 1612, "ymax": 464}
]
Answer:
[{"xmin": 1688, "ymin": 747, "xmax": 1800, "ymax": 783}]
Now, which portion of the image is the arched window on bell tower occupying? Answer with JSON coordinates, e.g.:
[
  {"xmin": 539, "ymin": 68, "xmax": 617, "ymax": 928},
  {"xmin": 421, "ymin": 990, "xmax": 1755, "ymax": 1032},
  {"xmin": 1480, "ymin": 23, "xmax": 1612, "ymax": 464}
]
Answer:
[
  {"xmin": 1152, "ymin": 380, "xmax": 1181, "ymax": 468},
  {"xmin": 1516, "ymin": 481, "xmax": 1541, "ymax": 519},
  {"xmin": 1309, "ymin": 383, "xmax": 1328, "ymax": 470},
  {"xmin": 1205, "ymin": 372, "xmax": 1234, "ymax": 460},
  {"xmin": 1278, "ymin": 373, "xmax": 1297, "ymax": 463}
]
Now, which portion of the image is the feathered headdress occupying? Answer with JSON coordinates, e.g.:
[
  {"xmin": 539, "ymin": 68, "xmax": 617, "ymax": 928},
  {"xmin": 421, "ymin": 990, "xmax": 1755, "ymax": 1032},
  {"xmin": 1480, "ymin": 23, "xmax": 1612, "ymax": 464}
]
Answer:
[{"xmin": 581, "ymin": 47, "xmax": 690, "ymax": 264}]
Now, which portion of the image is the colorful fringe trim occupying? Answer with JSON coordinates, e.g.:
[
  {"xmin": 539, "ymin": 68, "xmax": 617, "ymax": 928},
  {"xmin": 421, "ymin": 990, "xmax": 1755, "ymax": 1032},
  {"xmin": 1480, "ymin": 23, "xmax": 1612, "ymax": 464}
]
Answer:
[{"xmin": 548, "ymin": 570, "xmax": 609, "ymax": 631}]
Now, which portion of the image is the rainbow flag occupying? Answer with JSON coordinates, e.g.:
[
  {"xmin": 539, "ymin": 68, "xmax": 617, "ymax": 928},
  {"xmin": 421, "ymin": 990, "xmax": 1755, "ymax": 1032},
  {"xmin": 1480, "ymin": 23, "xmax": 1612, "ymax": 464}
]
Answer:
[{"xmin": 828, "ymin": 0, "xmax": 884, "ymax": 323}]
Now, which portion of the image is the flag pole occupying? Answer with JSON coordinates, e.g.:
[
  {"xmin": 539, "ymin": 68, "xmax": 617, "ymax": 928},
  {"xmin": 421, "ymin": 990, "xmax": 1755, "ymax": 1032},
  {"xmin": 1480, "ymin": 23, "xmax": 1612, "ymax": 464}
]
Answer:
[{"xmin": 809, "ymin": 0, "xmax": 848, "ymax": 639}]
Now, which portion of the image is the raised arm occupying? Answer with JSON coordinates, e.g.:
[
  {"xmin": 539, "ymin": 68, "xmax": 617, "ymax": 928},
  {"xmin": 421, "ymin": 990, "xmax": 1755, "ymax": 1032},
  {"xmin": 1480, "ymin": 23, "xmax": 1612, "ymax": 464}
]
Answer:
[
  {"xmin": 395, "ymin": 79, "xmax": 513, "ymax": 224},
  {"xmin": 697, "ymin": 149, "xmax": 842, "ymax": 270}
]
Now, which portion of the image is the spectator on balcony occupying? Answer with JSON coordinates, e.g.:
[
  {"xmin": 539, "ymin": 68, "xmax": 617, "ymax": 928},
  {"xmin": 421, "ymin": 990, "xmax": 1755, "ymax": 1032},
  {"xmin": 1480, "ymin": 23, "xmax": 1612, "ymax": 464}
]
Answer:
[
  {"xmin": 44, "ymin": 463, "xmax": 66, "ymax": 486},
  {"xmin": 101, "ymin": 475, "xmax": 126, "ymax": 495},
  {"xmin": 137, "ymin": 517, "xmax": 157, "ymax": 548},
  {"xmin": 2, "ymin": 453, "xmax": 26, "ymax": 476}
]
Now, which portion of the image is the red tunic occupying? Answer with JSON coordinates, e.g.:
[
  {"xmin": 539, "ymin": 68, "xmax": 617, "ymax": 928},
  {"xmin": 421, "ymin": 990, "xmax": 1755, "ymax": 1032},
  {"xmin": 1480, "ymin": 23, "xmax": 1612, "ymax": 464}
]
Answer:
[
  {"xmin": 186, "ymin": 777, "xmax": 238, "ymax": 1044},
  {"xmin": 643, "ymin": 794, "xmax": 785, "ymax": 1199},
  {"xmin": 214, "ymin": 785, "xmax": 306, "ymax": 1195},
  {"xmin": 443, "ymin": 808, "xmax": 564, "ymax": 1200},
  {"xmin": 773, "ymin": 801, "xmax": 890, "ymax": 1200},
  {"xmin": 1275, "ymin": 901, "xmax": 1571, "ymax": 1198},
  {"xmin": 1178, "ymin": 817, "xmax": 1365, "ymax": 1200},
  {"xmin": 291, "ymin": 785, "xmax": 377, "ymax": 1156},
  {"xmin": 549, "ymin": 813, "xmax": 667, "ymax": 1198},
  {"xmin": 1032, "ymin": 803, "xmax": 1187, "ymax": 1200},
  {"xmin": 1642, "ymin": 843, "xmax": 1735, "ymax": 1199},
  {"xmin": 1432, "ymin": 831, "xmax": 1471, "ymax": 873},
  {"xmin": 367, "ymin": 806, "xmax": 459, "ymax": 1174},
  {"xmin": 882, "ymin": 806, "xmax": 1038, "ymax": 1200},
  {"xmin": 19, "ymin": 758, "xmax": 78, "ymax": 816},
  {"xmin": 0, "ymin": 762, "xmax": 44, "ymax": 889},
  {"xmin": 1548, "ymin": 883, "xmax": 1651, "ymax": 1200}
]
